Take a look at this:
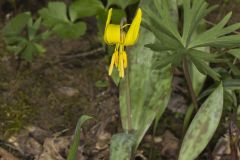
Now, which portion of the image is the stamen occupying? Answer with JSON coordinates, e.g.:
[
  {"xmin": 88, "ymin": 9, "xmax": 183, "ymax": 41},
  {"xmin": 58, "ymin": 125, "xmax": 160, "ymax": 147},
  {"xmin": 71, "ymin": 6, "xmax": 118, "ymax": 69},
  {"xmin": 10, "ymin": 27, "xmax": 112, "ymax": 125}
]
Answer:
[{"xmin": 122, "ymin": 24, "xmax": 130, "ymax": 28}]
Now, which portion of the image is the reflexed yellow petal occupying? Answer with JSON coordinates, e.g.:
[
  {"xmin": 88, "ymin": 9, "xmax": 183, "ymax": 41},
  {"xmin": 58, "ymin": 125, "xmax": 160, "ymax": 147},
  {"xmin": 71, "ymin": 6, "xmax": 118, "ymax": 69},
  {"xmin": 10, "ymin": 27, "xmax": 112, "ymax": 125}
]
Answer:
[
  {"xmin": 113, "ymin": 51, "xmax": 119, "ymax": 66},
  {"xmin": 104, "ymin": 24, "xmax": 121, "ymax": 44},
  {"xmin": 105, "ymin": 8, "xmax": 112, "ymax": 29},
  {"xmin": 124, "ymin": 8, "xmax": 142, "ymax": 46},
  {"xmin": 122, "ymin": 51, "xmax": 127, "ymax": 68},
  {"xmin": 108, "ymin": 52, "xmax": 116, "ymax": 76},
  {"xmin": 118, "ymin": 53, "xmax": 124, "ymax": 78}
]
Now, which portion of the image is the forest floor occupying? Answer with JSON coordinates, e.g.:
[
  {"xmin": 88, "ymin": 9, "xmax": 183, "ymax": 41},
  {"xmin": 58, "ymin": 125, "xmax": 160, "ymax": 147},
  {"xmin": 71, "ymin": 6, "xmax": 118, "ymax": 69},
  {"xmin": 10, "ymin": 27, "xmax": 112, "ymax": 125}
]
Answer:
[{"xmin": 0, "ymin": 0, "xmax": 239, "ymax": 160}]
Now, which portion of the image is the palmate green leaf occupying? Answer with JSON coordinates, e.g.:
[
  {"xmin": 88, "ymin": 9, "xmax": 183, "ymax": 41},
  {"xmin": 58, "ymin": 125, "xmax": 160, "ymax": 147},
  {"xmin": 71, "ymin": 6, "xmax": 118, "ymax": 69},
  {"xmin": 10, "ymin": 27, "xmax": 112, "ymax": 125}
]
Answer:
[
  {"xmin": 52, "ymin": 22, "xmax": 86, "ymax": 39},
  {"xmin": 2, "ymin": 12, "xmax": 31, "ymax": 37},
  {"xmin": 69, "ymin": 0, "xmax": 104, "ymax": 21},
  {"xmin": 208, "ymin": 35, "xmax": 240, "ymax": 48},
  {"xmin": 21, "ymin": 42, "xmax": 46, "ymax": 61},
  {"xmin": 189, "ymin": 54, "xmax": 220, "ymax": 81},
  {"xmin": 39, "ymin": 2, "xmax": 87, "ymax": 39},
  {"xmin": 145, "ymin": 43, "xmax": 174, "ymax": 52},
  {"xmin": 6, "ymin": 42, "xmax": 26, "ymax": 55},
  {"xmin": 67, "ymin": 115, "xmax": 93, "ymax": 160},
  {"xmin": 189, "ymin": 12, "xmax": 240, "ymax": 48},
  {"xmin": 119, "ymin": 28, "xmax": 173, "ymax": 149},
  {"xmin": 34, "ymin": 31, "xmax": 51, "ymax": 42},
  {"xmin": 4, "ymin": 36, "xmax": 27, "ymax": 46},
  {"xmin": 188, "ymin": 49, "xmax": 218, "ymax": 62},
  {"xmin": 182, "ymin": 7, "xmax": 210, "ymax": 132},
  {"xmin": 110, "ymin": 133, "xmax": 135, "ymax": 160},
  {"xmin": 228, "ymin": 49, "xmax": 240, "ymax": 59},
  {"xmin": 34, "ymin": 43, "xmax": 46, "ymax": 56},
  {"xmin": 182, "ymin": 0, "xmax": 214, "ymax": 46},
  {"xmin": 39, "ymin": 2, "xmax": 69, "ymax": 27},
  {"xmin": 142, "ymin": 10, "xmax": 183, "ymax": 52},
  {"xmin": 107, "ymin": 0, "xmax": 139, "ymax": 9},
  {"xmin": 179, "ymin": 84, "xmax": 224, "ymax": 160},
  {"xmin": 142, "ymin": 20, "xmax": 183, "ymax": 51},
  {"xmin": 27, "ymin": 18, "xmax": 42, "ymax": 40},
  {"xmin": 143, "ymin": 4, "xmax": 181, "ymax": 43},
  {"xmin": 152, "ymin": 0, "xmax": 180, "ymax": 39},
  {"xmin": 5, "ymin": 36, "xmax": 27, "ymax": 55},
  {"xmin": 154, "ymin": 52, "xmax": 183, "ymax": 69},
  {"xmin": 223, "ymin": 79, "xmax": 240, "ymax": 90},
  {"xmin": 227, "ymin": 62, "xmax": 240, "ymax": 76},
  {"xmin": 21, "ymin": 42, "xmax": 35, "ymax": 61},
  {"xmin": 189, "ymin": 11, "xmax": 232, "ymax": 48}
]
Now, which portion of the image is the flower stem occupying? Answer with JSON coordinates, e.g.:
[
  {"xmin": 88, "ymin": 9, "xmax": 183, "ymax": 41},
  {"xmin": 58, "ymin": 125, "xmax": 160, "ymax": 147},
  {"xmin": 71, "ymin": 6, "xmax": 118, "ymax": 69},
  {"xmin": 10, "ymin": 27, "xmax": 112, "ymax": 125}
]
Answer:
[
  {"xmin": 182, "ymin": 57, "xmax": 198, "ymax": 110},
  {"xmin": 126, "ymin": 67, "xmax": 132, "ymax": 132}
]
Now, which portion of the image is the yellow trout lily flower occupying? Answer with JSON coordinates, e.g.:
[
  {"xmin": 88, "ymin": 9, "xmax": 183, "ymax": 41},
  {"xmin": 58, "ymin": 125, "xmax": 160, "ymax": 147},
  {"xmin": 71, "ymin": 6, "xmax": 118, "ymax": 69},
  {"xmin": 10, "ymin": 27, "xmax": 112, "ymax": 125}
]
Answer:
[{"xmin": 104, "ymin": 8, "xmax": 142, "ymax": 78}]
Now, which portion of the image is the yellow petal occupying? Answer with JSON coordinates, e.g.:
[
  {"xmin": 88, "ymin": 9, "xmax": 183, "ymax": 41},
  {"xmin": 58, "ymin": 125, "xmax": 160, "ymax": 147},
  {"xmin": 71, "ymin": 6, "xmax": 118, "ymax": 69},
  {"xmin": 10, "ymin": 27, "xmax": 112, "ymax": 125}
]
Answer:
[
  {"xmin": 104, "ymin": 24, "xmax": 121, "ymax": 44},
  {"xmin": 114, "ymin": 51, "xmax": 119, "ymax": 66},
  {"xmin": 106, "ymin": 8, "xmax": 112, "ymax": 28},
  {"xmin": 124, "ymin": 8, "xmax": 142, "ymax": 46},
  {"xmin": 108, "ymin": 52, "xmax": 116, "ymax": 76},
  {"xmin": 118, "ymin": 53, "xmax": 125, "ymax": 78},
  {"xmin": 122, "ymin": 51, "xmax": 127, "ymax": 68}
]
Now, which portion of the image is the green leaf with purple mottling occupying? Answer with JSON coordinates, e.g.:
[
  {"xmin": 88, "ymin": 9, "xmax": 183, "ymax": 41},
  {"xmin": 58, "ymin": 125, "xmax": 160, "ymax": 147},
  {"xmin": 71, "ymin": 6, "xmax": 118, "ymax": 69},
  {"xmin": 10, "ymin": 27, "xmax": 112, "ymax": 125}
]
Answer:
[{"xmin": 179, "ymin": 84, "xmax": 223, "ymax": 160}]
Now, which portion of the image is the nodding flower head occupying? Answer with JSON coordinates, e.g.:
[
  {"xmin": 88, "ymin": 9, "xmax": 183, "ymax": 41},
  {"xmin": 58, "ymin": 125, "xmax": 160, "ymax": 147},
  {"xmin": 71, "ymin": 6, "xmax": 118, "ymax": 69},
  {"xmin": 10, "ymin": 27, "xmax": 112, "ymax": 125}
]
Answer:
[{"xmin": 104, "ymin": 8, "xmax": 142, "ymax": 78}]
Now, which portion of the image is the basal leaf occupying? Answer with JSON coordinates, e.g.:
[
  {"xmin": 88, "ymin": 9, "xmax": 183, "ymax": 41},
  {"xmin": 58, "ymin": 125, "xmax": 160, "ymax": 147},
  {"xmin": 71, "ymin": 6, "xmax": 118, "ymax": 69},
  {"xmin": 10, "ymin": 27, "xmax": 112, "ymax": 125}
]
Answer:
[
  {"xmin": 120, "ymin": 13, "xmax": 173, "ymax": 151},
  {"xmin": 110, "ymin": 133, "xmax": 135, "ymax": 160},
  {"xmin": 179, "ymin": 84, "xmax": 224, "ymax": 160}
]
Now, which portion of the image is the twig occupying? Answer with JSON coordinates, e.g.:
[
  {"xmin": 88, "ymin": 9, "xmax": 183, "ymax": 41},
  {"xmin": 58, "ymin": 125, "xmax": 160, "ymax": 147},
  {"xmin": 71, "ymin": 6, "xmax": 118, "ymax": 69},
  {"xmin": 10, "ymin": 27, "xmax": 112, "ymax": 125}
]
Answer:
[
  {"xmin": 45, "ymin": 47, "xmax": 105, "ymax": 67},
  {"xmin": 60, "ymin": 47, "xmax": 105, "ymax": 60}
]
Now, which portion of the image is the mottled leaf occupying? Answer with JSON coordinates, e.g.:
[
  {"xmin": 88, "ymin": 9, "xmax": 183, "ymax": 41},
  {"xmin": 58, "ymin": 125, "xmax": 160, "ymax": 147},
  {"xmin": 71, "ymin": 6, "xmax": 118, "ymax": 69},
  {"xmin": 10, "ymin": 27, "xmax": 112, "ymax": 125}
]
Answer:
[
  {"xmin": 119, "ymin": 25, "xmax": 172, "ymax": 150},
  {"xmin": 110, "ymin": 133, "xmax": 135, "ymax": 160},
  {"xmin": 179, "ymin": 84, "xmax": 224, "ymax": 160}
]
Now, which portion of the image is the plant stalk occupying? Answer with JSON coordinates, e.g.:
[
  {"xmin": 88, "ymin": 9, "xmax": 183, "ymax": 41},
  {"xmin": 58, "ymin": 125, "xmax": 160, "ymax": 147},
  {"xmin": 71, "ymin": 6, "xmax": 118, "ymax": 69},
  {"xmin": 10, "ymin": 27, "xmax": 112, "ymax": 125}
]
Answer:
[
  {"xmin": 182, "ymin": 57, "xmax": 198, "ymax": 110},
  {"xmin": 120, "ymin": 17, "xmax": 132, "ymax": 133},
  {"xmin": 126, "ymin": 67, "xmax": 132, "ymax": 132}
]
